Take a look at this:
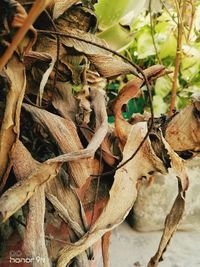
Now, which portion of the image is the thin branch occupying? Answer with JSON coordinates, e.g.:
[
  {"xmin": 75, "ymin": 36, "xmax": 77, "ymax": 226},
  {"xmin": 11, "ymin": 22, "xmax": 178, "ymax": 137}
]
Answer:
[
  {"xmin": 169, "ymin": 0, "xmax": 186, "ymax": 115},
  {"xmin": 0, "ymin": 0, "xmax": 52, "ymax": 71},
  {"xmin": 42, "ymin": 10, "xmax": 60, "ymax": 92},
  {"xmin": 160, "ymin": 0, "xmax": 178, "ymax": 25},
  {"xmin": 160, "ymin": 0, "xmax": 187, "ymax": 42},
  {"xmin": 173, "ymin": 0, "xmax": 188, "ymax": 40},
  {"xmin": 149, "ymin": 0, "xmax": 162, "ymax": 64},
  {"xmin": 187, "ymin": 0, "xmax": 195, "ymax": 42}
]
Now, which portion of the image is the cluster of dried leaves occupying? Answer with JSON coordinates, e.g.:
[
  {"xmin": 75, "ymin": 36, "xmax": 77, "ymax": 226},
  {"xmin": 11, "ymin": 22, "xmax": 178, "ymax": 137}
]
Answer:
[{"xmin": 0, "ymin": 1, "xmax": 200, "ymax": 267}]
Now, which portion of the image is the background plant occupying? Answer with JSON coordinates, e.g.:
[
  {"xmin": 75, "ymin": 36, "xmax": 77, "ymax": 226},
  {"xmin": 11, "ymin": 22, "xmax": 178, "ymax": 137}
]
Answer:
[{"xmin": 96, "ymin": 0, "xmax": 200, "ymax": 117}]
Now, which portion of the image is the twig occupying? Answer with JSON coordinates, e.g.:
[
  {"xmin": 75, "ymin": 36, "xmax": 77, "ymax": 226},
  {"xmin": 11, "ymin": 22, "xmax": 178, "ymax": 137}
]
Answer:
[
  {"xmin": 149, "ymin": 0, "xmax": 161, "ymax": 64},
  {"xmin": 169, "ymin": 0, "xmax": 186, "ymax": 115},
  {"xmin": 0, "ymin": 0, "xmax": 52, "ymax": 71},
  {"xmin": 42, "ymin": 10, "xmax": 60, "ymax": 92},
  {"xmin": 160, "ymin": 0, "xmax": 178, "ymax": 25},
  {"xmin": 187, "ymin": 0, "xmax": 195, "ymax": 42}
]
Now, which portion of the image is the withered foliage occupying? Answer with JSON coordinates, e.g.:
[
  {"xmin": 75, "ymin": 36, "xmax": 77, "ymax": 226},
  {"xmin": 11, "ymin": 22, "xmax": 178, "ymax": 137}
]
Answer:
[{"xmin": 0, "ymin": 1, "xmax": 199, "ymax": 267}]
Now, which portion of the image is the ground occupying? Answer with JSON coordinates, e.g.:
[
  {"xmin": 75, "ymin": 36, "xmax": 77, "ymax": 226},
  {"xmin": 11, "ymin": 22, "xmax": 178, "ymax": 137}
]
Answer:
[{"xmin": 99, "ymin": 222, "xmax": 200, "ymax": 267}]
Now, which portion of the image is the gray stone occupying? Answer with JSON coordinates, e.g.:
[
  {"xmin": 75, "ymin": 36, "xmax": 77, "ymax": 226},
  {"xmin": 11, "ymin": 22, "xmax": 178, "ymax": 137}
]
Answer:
[{"xmin": 132, "ymin": 158, "xmax": 200, "ymax": 232}]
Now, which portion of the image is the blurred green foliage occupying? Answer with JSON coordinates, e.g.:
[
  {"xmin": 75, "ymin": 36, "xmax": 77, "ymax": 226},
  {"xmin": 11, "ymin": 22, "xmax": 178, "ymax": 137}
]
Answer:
[
  {"xmin": 99, "ymin": 1, "xmax": 200, "ymax": 119},
  {"xmin": 122, "ymin": 3, "xmax": 200, "ymax": 116}
]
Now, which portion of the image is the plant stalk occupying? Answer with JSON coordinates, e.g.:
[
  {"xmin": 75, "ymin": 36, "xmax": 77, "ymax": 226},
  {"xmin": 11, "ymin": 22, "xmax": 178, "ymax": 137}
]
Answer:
[{"xmin": 169, "ymin": 0, "xmax": 186, "ymax": 116}]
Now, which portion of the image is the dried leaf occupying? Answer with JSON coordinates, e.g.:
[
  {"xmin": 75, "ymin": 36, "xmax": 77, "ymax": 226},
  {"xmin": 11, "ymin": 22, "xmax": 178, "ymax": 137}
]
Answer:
[
  {"xmin": 58, "ymin": 27, "xmax": 138, "ymax": 78},
  {"xmin": 113, "ymin": 65, "xmax": 166, "ymax": 148},
  {"xmin": 11, "ymin": 141, "xmax": 50, "ymax": 267},
  {"xmin": 12, "ymin": 1, "xmax": 37, "ymax": 55},
  {"xmin": 87, "ymin": 54, "xmax": 137, "ymax": 78},
  {"xmin": 24, "ymin": 51, "xmax": 53, "ymax": 70},
  {"xmin": 46, "ymin": 89, "xmax": 108, "ymax": 169},
  {"xmin": 56, "ymin": 122, "xmax": 167, "ymax": 267},
  {"xmin": 51, "ymin": 81, "xmax": 78, "ymax": 121},
  {"xmin": 23, "ymin": 185, "xmax": 50, "ymax": 267},
  {"xmin": 147, "ymin": 133, "xmax": 189, "ymax": 266},
  {"xmin": 102, "ymin": 231, "xmax": 111, "ymax": 267},
  {"xmin": 46, "ymin": 176, "xmax": 93, "ymax": 263},
  {"xmin": 50, "ymin": 0, "xmax": 80, "ymax": 19},
  {"xmin": 46, "ymin": 173, "xmax": 89, "ymax": 239},
  {"xmin": 60, "ymin": 53, "xmax": 88, "ymax": 84},
  {"xmin": 76, "ymin": 85, "xmax": 92, "ymax": 124},
  {"xmin": 25, "ymin": 50, "xmax": 59, "ymax": 100},
  {"xmin": 162, "ymin": 137, "xmax": 189, "ymax": 191},
  {"xmin": 35, "ymin": 36, "xmax": 61, "ymax": 62},
  {"xmin": 0, "ymin": 56, "xmax": 26, "ymax": 179},
  {"xmin": 12, "ymin": 140, "xmax": 39, "ymax": 179},
  {"xmin": 49, "ymin": 120, "xmax": 189, "ymax": 267},
  {"xmin": 0, "ymin": 0, "xmax": 51, "ymax": 70},
  {"xmin": 80, "ymin": 125, "xmax": 118, "ymax": 166},
  {"xmin": 74, "ymin": 253, "xmax": 90, "ymax": 267},
  {"xmin": 86, "ymin": 69, "xmax": 107, "ymax": 90},
  {"xmin": 165, "ymin": 103, "xmax": 200, "ymax": 154},
  {"xmin": 148, "ymin": 192, "xmax": 185, "ymax": 267},
  {"xmin": 60, "ymin": 28, "xmax": 109, "ymax": 55},
  {"xmin": 46, "ymin": 193, "xmax": 85, "ymax": 238},
  {"xmin": 55, "ymin": 4, "xmax": 97, "ymax": 33},
  {"xmin": 0, "ymin": 141, "xmax": 61, "ymax": 223},
  {"xmin": 23, "ymin": 104, "xmax": 91, "ymax": 188},
  {"xmin": 36, "ymin": 56, "xmax": 56, "ymax": 105}
]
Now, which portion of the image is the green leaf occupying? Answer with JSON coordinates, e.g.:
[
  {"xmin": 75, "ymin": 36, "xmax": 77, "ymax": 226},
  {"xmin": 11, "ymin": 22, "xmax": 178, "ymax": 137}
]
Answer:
[
  {"xmin": 95, "ymin": 0, "xmax": 147, "ymax": 50},
  {"xmin": 97, "ymin": 24, "xmax": 133, "ymax": 51},
  {"xmin": 177, "ymin": 96, "xmax": 190, "ymax": 109},
  {"xmin": 72, "ymin": 85, "xmax": 81, "ymax": 92},
  {"xmin": 136, "ymin": 28, "xmax": 155, "ymax": 59},
  {"xmin": 156, "ymin": 9, "xmax": 177, "ymax": 24},
  {"xmin": 159, "ymin": 33, "xmax": 177, "ymax": 59},
  {"xmin": 181, "ymin": 85, "xmax": 200, "ymax": 96},
  {"xmin": 95, "ymin": 0, "xmax": 146, "ymax": 30},
  {"xmin": 155, "ymin": 76, "xmax": 172, "ymax": 98},
  {"xmin": 181, "ymin": 56, "xmax": 200, "ymax": 81},
  {"xmin": 155, "ymin": 21, "xmax": 171, "ymax": 33},
  {"xmin": 153, "ymin": 95, "xmax": 168, "ymax": 116},
  {"xmin": 132, "ymin": 16, "xmax": 150, "ymax": 30}
]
